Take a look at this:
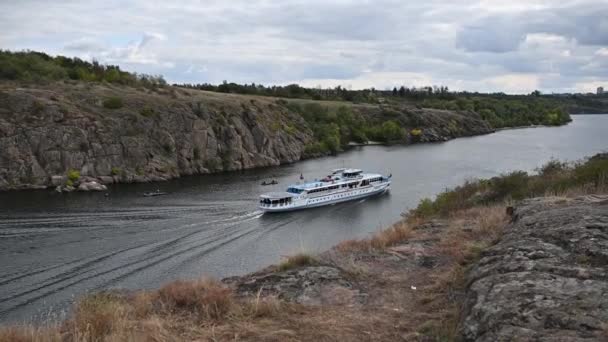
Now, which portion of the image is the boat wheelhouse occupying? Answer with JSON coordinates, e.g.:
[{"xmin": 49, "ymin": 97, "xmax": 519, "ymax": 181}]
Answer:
[{"xmin": 259, "ymin": 168, "xmax": 391, "ymax": 212}]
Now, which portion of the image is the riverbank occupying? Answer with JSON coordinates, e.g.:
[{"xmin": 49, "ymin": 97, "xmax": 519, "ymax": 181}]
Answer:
[{"xmin": 1, "ymin": 154, "xmax": 606, "ymax": 341}]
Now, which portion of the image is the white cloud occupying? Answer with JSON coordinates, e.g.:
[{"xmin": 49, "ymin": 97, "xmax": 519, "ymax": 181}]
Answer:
[
  {"xmin": 0, "ymin": 0, "xmax": 607, "ymax": 93},
  {"xmin": 596, "ymin": 48, "xmax": 608, "ymax": 56}
]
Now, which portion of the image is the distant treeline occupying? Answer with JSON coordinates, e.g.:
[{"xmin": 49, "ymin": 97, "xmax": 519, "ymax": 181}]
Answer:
[
  {"xmin": 0, "ymin": 50, "xmax": 166, "ymax": 88},
  {"xmin": 177, "ymin": 81, "xmax": 459, "ymax": 103},
  {"xmin": 178, "ymin": 81, "xmax": 573, "ymax": 128}
]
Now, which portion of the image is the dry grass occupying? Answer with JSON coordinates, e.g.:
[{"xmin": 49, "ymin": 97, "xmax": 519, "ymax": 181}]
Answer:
[
  {"xmin": 157, "ymin": 278, "xmax": 232, "ymax": 320},
  {"xmin": 336, "ymin": 220, "xmax": 415, "ymax": 252},
  {"xmin": 0, "ymin": 325, "xmax": 62, "ymax": 342},
  {"xmin": 276, "ymin": 253, "xmax": 316, "ymax": 271}
]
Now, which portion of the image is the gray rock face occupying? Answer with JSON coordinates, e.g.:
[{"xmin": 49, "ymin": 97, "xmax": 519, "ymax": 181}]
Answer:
[
  {"xmin": 0, "ymin": 84, "xmax": 313, "ymax": 190},
  {"xmin": 461, "ymin": 195, "xmax": 608, "ymax": 341},
  {"xmin": 226, "ymin": 265, "xmax": 364, "ymax": 306}
]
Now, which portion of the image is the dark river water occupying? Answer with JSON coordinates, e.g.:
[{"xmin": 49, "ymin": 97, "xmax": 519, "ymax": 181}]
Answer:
[{"xmin": 1, "ymin": 114, "xmax": 607, "ymax": 323}]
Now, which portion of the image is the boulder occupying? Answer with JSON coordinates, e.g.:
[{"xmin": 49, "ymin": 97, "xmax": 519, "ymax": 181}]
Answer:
[{"xmin": 77, "ymin": 181, "xmax": 107, "ymax": 192}]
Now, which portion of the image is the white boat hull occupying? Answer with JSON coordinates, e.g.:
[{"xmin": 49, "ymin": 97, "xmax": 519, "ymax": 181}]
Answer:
[{"xmin": 260, "ymin": 182, "xmax": 390, "ymax": 213}]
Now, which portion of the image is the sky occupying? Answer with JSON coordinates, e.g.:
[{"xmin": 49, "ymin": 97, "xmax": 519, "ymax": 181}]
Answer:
[{"xmin": 1, "ymin": 0, "xmax": 608, "ymax": 94}]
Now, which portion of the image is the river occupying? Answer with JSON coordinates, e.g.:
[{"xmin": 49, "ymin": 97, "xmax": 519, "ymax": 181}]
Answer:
[{"xmin": 0, "ymin": 114, "xmax": 607, "ymax": 323}]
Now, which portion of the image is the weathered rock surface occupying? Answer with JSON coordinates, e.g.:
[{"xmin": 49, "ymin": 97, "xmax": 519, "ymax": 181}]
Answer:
[
  {"xmin": 0, "ymin": 81, "xmax": 493, "ymax": 190},
  {"xmin": 225, "ymin": 265, "xmax": 365, "ymax": 306},
  {"xmin": 462, "ymin": 195, "xmax": 608, "ymax": 341}
]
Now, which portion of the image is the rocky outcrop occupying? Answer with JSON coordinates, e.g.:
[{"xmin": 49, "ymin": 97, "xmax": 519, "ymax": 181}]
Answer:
[
  {"xmin": 0, "ymin": 82, "xmax": 313, "ymax": 190},
  {"xmin": 462, "ymin": 196, "xmax": 608, "ymax": 341},
  {"xmin": 0, "ymin": 81, "xmax": 493, "ymax": 191},
  {"xmin": 225, "ymin": 265, "xmax": 365, "ymax": 306}
]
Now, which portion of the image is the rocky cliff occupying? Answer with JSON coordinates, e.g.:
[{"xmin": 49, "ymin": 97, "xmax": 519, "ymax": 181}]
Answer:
[
  {"xmin": 462, "ymin": 196, "xmax": 608, "ymax": 341},
  {"xmin": 0, "ymin": 82, "xmax": 315, "ymax": 190},
  {"xmin": 0, "ymin": 81, "xmax": 493, "ymax": 191}
]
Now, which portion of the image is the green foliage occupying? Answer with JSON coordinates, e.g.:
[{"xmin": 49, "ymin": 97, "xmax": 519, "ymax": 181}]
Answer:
[
  {"xmin": 0, "ymin": 50, "xmax": 166, "ymax": 88},
  {"xmin": 66, "ymin": 179, "xmax": 73, "ymax": 187},
  {"xmin": 421, "ymin": 96, "xmax": 572, "ymax": 128},
  {"xmin": 102, "ymin": 96, "xmax": 123, "ymax": 109},
  {"xmin": 365, "ymin": 120, "xmax": 405, "ymax": 143},
  {"xmin": 538, "ymin": 159, "xmax": 567, "ymax": 176},
  {"xmin": 409, "ymin": 155, "xmax": 608, "ymax": 219},
  {"xmin": 67, "ymin": 169, "xmax": 80, "ymax": 182},
  {"xmin": 110, "ymin": 167, "xmax": 121, "ymax": 176}
]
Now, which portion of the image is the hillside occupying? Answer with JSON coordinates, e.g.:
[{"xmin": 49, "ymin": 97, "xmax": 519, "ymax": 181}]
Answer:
[{"xmin": 0, "ymin": 80, "xmax": 495, "ymax": 191}]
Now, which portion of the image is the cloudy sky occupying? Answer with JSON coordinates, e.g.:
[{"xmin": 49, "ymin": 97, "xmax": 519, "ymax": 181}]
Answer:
[{"xmin": 1, "ymin": 0, "xmax": 607, "ymax": 93}]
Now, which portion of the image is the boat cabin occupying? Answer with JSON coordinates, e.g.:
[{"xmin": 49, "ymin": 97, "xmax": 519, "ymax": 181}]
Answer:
[
  {"xmin": 342, "ymin": 169, "xmax": 363, "ymax": 178},
  {"xmin": 259, "ymin": 192, "xmax": 295, "ymax": 208}
]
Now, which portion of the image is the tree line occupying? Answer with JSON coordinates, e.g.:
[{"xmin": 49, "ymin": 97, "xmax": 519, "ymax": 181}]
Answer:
[{"xmin": 0, "ymin": 50, "xmax": 166, "ymax": 88}]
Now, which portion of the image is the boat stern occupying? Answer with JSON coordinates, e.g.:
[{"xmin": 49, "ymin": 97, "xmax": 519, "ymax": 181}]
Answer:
[{"xmin": 259, "ymin": 191, "xmax": 297, "ymax": 213}]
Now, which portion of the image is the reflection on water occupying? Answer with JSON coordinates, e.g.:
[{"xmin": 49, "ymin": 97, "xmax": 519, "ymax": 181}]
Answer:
[{"xmin": 0, "ymin": 115, "xmax": 607, "ymax": 323}]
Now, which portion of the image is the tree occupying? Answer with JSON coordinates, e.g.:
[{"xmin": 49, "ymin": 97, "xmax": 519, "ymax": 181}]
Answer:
[{"xmin": 398, "ymin": 86, "xmax": 406, "ymax": 97}]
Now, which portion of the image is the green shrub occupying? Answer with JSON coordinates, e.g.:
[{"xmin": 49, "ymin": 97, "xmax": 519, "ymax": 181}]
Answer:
[
  {"xmin": 110, "ymin": 167, "xmax": 121, "ymax": 176},
  {"xmin": 102, "ymin": 96, "xmax": 123, "ymax": 109},
  {"xmin": 538, "ymin": 159, "xmax": 567, "ymax": 176},
  {"xmin": 67, "ymin": 169, "xmax": 80, "ymax": 182},
  {"xmin": 408, "ymin": 154, "xmax": 608, "ymax": 219}
]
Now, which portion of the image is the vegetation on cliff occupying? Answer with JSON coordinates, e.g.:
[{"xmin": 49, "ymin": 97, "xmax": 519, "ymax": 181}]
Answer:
[
  {"xmin": 0, "ymin": 50, "xmax": 166, "ymax": 88},
  {"xmin": 410, "ymin": 153, "xmax": 608, "ymax": 219},
  {"xmin": 180, "ymin": 81, "xmax": 577, "ymax": 128}
]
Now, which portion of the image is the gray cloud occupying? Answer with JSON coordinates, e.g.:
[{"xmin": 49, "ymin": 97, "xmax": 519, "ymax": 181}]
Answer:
[{"xmin": 1, "ymin": 0, "xmax": 607, "ymax": 93}]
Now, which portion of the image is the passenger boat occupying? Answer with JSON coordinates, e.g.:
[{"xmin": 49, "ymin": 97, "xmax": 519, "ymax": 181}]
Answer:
[{"xmin": 259, "ymin": 168, "xmax": 391, "ymax": 213}]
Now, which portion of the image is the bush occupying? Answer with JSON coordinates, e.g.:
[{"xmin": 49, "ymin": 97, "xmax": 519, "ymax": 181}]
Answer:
[
  {"xmin": 110, "ymin": 167, "xmax": 121, "ymax": 176},
  {"xmin": 277, "ymin": 253, "xmax": 316, "ymax": 271},
  {"xmin": 67, "ymin": 169, "xmax": 80, "ymax": 182},
  {"xmin": 410, "ymin": 128, "xmax": 422, "ymax": 136},
  {"xmin": 102, "ymin": 96, "xmax": 123, "ymax": 109},
  {"xmin": 538, "ymin": 159, "xmax": 567, "ymax": 176}
]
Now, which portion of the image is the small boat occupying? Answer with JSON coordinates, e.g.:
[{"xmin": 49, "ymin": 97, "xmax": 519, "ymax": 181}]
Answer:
[
  {"xmin": 259, "ymin": 168, "xmax": 391, "ymax": 213},
  {"xmin": 143, "ymin": 190, "xmax": 168, "ymax": 197},
  {"xmin": 261, "ymin": 180, "xmax": 278, "ymax": 186}
]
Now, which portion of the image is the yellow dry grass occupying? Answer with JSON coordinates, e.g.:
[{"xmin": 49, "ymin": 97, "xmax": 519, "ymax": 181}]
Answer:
[{"xmin": 336, "ymin": 220, "xmax": 415, "ymax": 252}]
